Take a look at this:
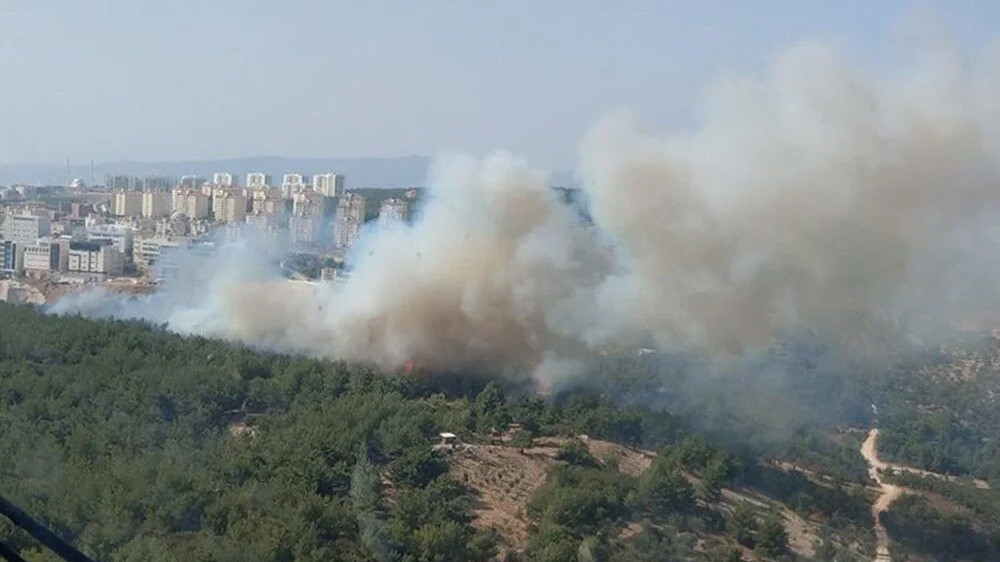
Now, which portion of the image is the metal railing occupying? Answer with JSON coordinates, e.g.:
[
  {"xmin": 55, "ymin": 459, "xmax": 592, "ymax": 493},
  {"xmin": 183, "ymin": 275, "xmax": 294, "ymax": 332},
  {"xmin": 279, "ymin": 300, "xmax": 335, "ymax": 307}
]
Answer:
[{"xmin": 0, "ymin": 494, "xmax": 96, "ymax": 562}]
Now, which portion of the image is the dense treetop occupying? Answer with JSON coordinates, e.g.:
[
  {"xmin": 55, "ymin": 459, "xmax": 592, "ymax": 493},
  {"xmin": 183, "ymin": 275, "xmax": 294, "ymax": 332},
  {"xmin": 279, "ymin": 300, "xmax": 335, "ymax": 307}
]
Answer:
[{"xmin": 1, "ymin": 303, "xmax": 998, "ymax": 561}]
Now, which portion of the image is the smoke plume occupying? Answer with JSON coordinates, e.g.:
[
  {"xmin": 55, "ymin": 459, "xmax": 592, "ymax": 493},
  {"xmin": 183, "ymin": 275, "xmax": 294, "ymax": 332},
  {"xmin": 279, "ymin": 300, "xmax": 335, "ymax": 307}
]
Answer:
[{"xmin": 52, "ymin": 36, "xmax": 1000, "ymax": 383}]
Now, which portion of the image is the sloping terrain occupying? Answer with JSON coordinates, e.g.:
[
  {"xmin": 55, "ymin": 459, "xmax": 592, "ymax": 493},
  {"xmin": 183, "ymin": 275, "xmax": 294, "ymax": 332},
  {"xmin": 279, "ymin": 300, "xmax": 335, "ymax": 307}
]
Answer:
[
  {"xmin": 446, "ymin": 434, "xmax": 862, "ymax": 560},
  {"xmin": 447, "ymin": 436, "xmax": 657, "ymax": 552},
  {"xmin": 4, "ymin": 303, "xmax": 1000, "ymax": 561}
]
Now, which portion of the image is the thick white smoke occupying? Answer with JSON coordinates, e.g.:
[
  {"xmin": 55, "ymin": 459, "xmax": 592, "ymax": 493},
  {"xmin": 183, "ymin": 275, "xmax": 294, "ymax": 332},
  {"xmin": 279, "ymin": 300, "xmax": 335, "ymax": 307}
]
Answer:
[
  {"xmin": 581, "ymin": 39, "xmax": 1000, "ymax": 355},
  {"xmin": 52, "ymin": 36, "xmax": 1000, "ymax": 381}
]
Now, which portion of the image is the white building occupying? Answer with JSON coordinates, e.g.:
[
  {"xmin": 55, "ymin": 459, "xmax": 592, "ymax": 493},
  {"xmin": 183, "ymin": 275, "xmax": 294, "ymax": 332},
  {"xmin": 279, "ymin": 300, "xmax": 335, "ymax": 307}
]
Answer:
[
  {"xmin": 67, "ymin": 241, "xmax": 124, "ymax": 276},
  {"xmin": 334, "ymin": 193, "xmax": 366, "ymax": 249},
  {"xmin": 1, "ymin": 214, "xmax": 51, "ymax": 244},
  {"xmin": 141, "ymin": 190, "xmax": 172, "ymax": 219},
  {"xmin": 246, "ymin": 172, "xmax": 271, "ymax": 188},
  {"xmin": 178, "ymin": 175, "xmax": 204, "ymax": 189},
  {"xmin": 281, "ymin": 173, "xmax": 306, "ymax": 199},
  {"xmin": 312, "ymin": 173, "xmax": 345, "ymax": 197},
  {"xmin": 171, "ymin": 188, "xmax": 210, "ymax": 219},
  {"xmin": 213, "ymin": 172, "xmax": 236, "ymax": 187},
  {"xmin": 86, "ymin": 224, "xmax": 134, "ymax": 257},
  {"xmin": 292, "ymin": 190, "xmax": 324, "ymax": 218},
  {"xmin": 154, "ymin": 212, "xmax": 190, "ymax": 238},
  {"xmin": 22, "ymin": 239, "xmax": 69, "ymax": 273},
  {"xmin": 112, "ymin": 191, "xmax": 143, "ymax": 217},
  {"xmin": 289, "ymin": 216, "xmax": 321, "ymax": 245},
  {"xmin": 214, "ymin": 191, "xmax": 247, "ymax": 223},
  {"xmin": 378, "ymin": 198, "xmax": 409, "ymax": 229},
  {"xmin": 155, "ymin": 241, "xmax": 216, "ymax": 284},
  {"xmin": 251, "ymin": 189, "xmax": 286, "ymax": 217},
  {"xmin": 282, "ymin": 173, "xmax": 305, "ymax": 187},
  {"xmin": 134, "ymin": 236, "xmax": 191, "ymax": 271}
]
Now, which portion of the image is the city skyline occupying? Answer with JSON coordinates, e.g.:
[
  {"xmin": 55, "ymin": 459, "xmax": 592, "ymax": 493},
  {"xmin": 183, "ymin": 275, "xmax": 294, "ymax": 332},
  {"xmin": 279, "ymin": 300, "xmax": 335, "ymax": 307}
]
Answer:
[{"xmin": 0, "ymin": 1, "xmax": 997, "ymax": 170}]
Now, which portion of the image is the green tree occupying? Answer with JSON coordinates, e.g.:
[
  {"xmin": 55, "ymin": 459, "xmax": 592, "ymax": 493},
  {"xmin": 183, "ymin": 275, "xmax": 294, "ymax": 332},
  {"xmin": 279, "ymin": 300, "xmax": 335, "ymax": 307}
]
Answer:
[
  {"xmin": 813, "ymin": 526, "xmax": 837, "ymax": 562},
  {"xmin": 511, "ymin": 429, "xmax": 534, "ymax": 450},
  {"xmin": 638, "ymin": 457, "xmax": 693, "ymax": 516},
  {"xmin": 525, "ymin": 524, "xmax": 580, "ymax": 562},
  {"xmin": 727, "ymin": 503, "xmax": 757, "ymax": 548},
  {"xmin": 556, "ymin": 439, "xmax": 597, "ymax": 468},
  {"xmin": 474, "ymin": 382, "xmax": 508, "ymax": 433},
  {"xmin": 392, "ymin": 448, "xmax": 448, "ymax": 488},
  {"xmin": 699, "ymin": 451, "xmax": 733, "ymax": 502},
  {"xmin": 755, "ymin": 512, "xmax": 788, "ymax": 558},
  {"xmin": 709, "ymin": 545, "xmax": 744, "ymax": 562}
]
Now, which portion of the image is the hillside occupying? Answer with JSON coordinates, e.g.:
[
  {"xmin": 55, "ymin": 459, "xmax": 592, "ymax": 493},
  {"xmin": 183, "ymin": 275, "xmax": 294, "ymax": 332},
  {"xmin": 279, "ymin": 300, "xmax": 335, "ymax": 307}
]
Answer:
[
  {"xmin": 876, "ymin": 333, "xmax": 1000, "ymax": 480},
  {"xmin": 444, "ymin": 435, "xmax": 869, "ymax": 561},
  {"xmin": 0, "ymin": 303, "xmax": 999, "ymax": 561}
]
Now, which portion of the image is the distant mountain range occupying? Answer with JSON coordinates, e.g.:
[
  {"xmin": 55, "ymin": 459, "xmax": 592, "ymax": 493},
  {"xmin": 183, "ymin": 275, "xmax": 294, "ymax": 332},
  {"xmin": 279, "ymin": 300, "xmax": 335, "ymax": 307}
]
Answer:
[
  {"xmin": 0, "ymin": 156, "xmax": 431, "ymax": 189},
  {"xmin": 0, "ymin": 155, "xmax": 577, "ymax": 189}
]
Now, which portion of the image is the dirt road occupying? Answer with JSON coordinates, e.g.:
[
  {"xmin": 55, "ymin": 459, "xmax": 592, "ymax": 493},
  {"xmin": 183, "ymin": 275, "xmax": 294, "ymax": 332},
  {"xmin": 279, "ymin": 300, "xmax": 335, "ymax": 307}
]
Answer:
[{"xmin": 860, "ymin": 428, "xmax": 899, "ymax": 562}]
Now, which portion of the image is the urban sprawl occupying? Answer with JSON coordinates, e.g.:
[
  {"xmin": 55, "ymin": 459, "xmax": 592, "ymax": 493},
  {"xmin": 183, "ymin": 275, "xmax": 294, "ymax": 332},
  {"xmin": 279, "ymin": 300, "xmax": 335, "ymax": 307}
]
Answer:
[{"xmin": 0, "ymin": 172, "xmax": 418, "ymax": 302}]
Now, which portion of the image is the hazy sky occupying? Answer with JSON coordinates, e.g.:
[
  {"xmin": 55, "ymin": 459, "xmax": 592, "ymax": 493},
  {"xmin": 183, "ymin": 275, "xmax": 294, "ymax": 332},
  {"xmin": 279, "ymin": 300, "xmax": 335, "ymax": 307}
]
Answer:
[{"xmin": 0, "ymin": 0, "xmax": 996, "ymax": 168}]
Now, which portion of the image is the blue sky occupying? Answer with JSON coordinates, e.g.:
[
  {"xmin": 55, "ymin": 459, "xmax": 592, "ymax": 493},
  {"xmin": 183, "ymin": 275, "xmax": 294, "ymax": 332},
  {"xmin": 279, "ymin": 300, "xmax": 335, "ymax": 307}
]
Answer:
[{"xmin": 0, "ymin": 0, "xmax": 996, "ymax": 168}]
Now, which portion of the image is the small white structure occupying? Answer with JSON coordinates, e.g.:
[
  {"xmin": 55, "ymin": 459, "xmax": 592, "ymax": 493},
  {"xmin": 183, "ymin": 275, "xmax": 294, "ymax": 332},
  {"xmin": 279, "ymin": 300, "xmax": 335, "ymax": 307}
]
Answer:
[{"xmin": 434, "ymin": 432, "xmax": 459, "ymax": 452}]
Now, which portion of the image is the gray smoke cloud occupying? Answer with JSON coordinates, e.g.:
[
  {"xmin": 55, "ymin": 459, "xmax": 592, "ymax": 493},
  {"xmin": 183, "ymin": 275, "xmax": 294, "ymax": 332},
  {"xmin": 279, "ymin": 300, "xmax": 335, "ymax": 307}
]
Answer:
[
  {"xmin": 581, "ymin": 39, "xmax": 1000, "ymax": 356},
  {"xmin": 51, "ymin": 35, "xmax": 1000, "ymax": 383}
]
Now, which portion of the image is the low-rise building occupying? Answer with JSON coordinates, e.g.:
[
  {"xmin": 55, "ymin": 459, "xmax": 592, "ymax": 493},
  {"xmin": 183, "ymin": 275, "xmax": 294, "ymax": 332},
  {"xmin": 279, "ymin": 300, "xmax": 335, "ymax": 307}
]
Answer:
[
  {"xmin": 2, "ymin": 213, "xmax": 52, "ymax": 244},
  {"xmin": 134, "ymin": 236, "xmax": 191, "ymax": 271},
  {"xmin": 67, "ymin": 241, "xmax": 124, "ymax": 276},
  {"xmin": 86, "ymin": 224, "xmax": 134, "ymax": 259},
  {"xmin": 1, "ymin": 240, "xmax": 22, "ymax": 273},
  {"xmin": 22, "ymin": 238, "xmax": 69, "ymax": 274},
  {"xmin": 155, "ymin": 241, "xmax": 215, "ymax": 283}
]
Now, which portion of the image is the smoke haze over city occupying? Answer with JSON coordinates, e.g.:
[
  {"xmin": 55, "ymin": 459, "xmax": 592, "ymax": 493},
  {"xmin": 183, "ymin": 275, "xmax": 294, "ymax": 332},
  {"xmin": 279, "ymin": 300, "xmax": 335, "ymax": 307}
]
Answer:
[
  {"xmin": 10, "ymin": 6, "xmax": 1000, "ymax": 562},
  {"xmin": 52, "ymin": 33, "xmax": 1000, "ymax": 386}
]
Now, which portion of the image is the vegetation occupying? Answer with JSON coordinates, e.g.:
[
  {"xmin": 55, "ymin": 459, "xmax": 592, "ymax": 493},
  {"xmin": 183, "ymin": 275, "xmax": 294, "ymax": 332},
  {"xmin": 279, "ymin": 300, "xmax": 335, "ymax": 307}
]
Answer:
[
  {"xmin": 2, "ymin": 302, "xmax": 998, "ymax": 561},
  {"xmin": 0, "ymin": 303, "xmax": 489, "ymax": 561},
  {"xmin": 882, "ymin": 494, "xmax": 1000, "ymax": 561},
  {"xmin": 874, "ymin": 338, "xmax": 1000, "ymax": 482},
  {"xmin": 283, "ymin": 253, "xmax": 341, "ymax": 279},
  {"xmin": 351, "ymin": 188, "xmax": 420, "ymax": 223},
  {"xmin": 575, "ymin": 349, "xmax": 876, "ymax": 483},
  {"xmin": 880, "ymin": 472, "xmax": 1000, "ymax": 560}
]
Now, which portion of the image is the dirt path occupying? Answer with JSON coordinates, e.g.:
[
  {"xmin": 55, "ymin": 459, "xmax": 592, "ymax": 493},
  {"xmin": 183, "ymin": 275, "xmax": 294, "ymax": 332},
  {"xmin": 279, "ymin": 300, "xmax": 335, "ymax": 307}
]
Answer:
[
  {"xmin": 860, "ymin": 428, "xmax": 900, "ymax": 562},
  {"xmin": 860, "ymin": 426, "xmax": 992, "ymax": 561}
]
